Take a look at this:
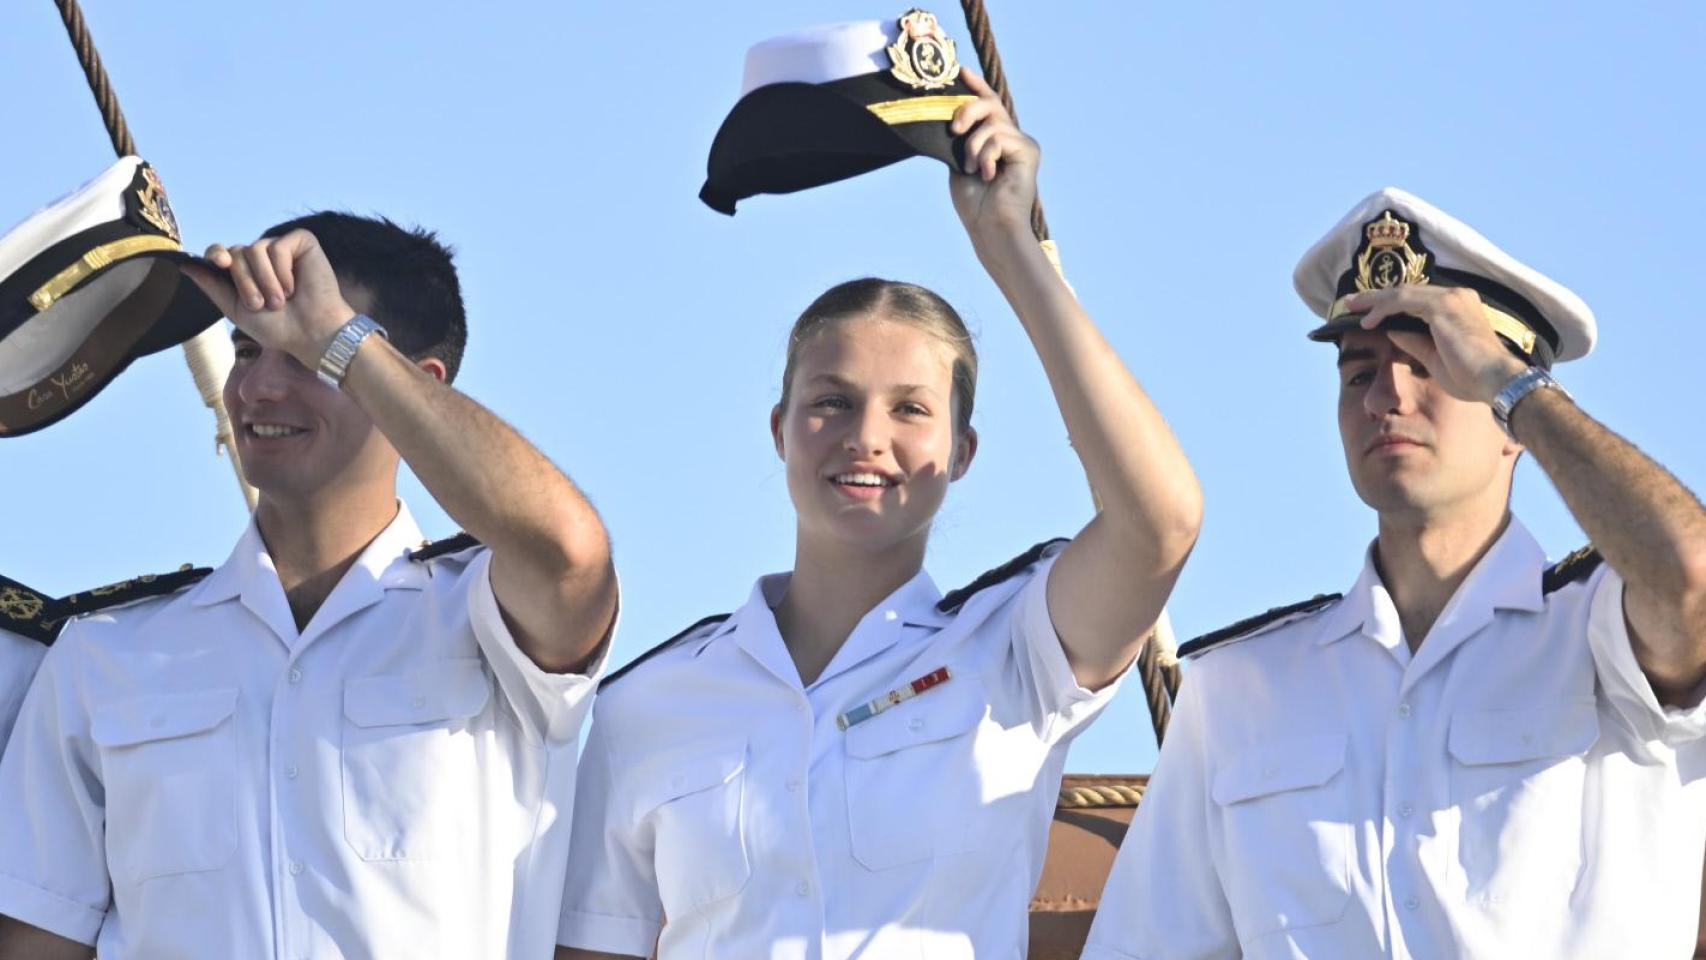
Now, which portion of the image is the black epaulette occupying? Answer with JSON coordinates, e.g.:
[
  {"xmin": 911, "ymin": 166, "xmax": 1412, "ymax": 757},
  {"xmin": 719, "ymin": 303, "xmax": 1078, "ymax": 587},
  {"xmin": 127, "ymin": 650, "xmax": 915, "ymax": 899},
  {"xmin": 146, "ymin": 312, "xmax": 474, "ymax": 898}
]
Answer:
[
  {"xmin": 1543, "ymin": 544, "xmax": 1602, "ymax": 595},
  {"xmin": 599, "ymin": 613, "xmax": 731, "ymax": 691},
  {"xmin": 42, "ymin": 565, "xmax": 213, "ymax": 644},
  {"xmin": 409, "ymin": 532, "xmax": 482, "ymax": 562},
  {"xmin": 0, "ymin": 573, "xmax": 58, "ymax": 645},
  {"xmin": 1175, "ymin": 593, "xmax": 1342, "ymax": 660},
  {"xmin": 937, "ymin": 538, "xmax": 1069, "ymax": 615}
]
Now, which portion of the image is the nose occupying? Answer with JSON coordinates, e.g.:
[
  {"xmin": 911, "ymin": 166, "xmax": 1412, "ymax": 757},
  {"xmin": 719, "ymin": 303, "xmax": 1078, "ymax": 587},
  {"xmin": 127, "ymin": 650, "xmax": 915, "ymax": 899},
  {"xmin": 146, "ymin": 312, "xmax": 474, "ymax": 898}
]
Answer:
[
  {"xmin": 842, "ymin": 403, "xmax": 888, "ymax": 458},
  {"xmin": 1363, "ymin": 360, "xmax": 1417, "ymax": 419},
  {"xmin": 234, "ymin": 349, "xmax": 298, "ymax": 406}
]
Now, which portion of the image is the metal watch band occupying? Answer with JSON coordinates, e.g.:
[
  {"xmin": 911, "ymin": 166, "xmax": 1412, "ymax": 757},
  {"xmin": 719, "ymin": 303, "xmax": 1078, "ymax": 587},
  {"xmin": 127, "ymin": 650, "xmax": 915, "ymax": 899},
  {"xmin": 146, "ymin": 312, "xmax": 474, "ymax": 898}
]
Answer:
[
  {"xmin": 1491, "ymin": 365, "xmax": 1569, "ymax": 438},
  {"xmin": 315, "ymin": 313, "xmax": 388, "ymax": 389}
]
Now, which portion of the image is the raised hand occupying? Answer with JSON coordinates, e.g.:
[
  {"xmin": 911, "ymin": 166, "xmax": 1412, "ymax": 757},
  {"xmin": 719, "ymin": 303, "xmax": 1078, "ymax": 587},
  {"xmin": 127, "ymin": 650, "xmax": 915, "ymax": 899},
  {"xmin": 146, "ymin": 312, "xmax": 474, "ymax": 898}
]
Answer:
[
  {"xmin": 1344, "ymin": 285, "xmax": 1529, "ymax": 406},
  {"xmin": 946, "ymin": 69, "xmax": 1040, "ymax": 245},
  {"xmin": 182, "ymin": 230, "xmax": 356, "ymax": 369}
]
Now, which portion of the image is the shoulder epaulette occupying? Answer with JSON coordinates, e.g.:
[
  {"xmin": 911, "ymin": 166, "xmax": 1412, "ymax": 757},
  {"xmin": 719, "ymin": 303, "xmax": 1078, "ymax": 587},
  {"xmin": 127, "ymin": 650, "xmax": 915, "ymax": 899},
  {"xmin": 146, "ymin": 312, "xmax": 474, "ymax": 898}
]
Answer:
[
  {"xmin": 1175, "ymin": 593, "xmax": 1342, "ymax": 660},
  {"xmin": 44, "ymin": 565, "xmax": 212, "ymax": 644},
  {"xmin": 1543, "ymin": 544, "xmax": 1602, "ymax": 595},
  {"xmin": 0, "ymin": 573, "xmax": 59, "ymax": 645},
  {"xmin": 409, "ymin": 532, "xmax": 482, "ymax": 562},
  {"xmin": 600, "ymin": 613, "xmax": 731, "ymax": 691},
  {"xmin": 937, "ymin": 538, "xmax": 1069, "ymax": 615}
]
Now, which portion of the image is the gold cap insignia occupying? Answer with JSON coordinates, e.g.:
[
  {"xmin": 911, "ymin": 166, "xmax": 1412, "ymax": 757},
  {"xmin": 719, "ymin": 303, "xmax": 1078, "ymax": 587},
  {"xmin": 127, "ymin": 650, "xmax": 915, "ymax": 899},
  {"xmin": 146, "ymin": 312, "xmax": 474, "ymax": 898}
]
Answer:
[
  {"xmin": 137, "ymin": 165, "xmax": 182, "ymax": 243},
  {"xmin": 887, "ymin": 9, "xmax": 962, "ymax": 91},
  {"xmin": 1354, "ymin": 210, "xmax": 1429, "ymax": 292}
]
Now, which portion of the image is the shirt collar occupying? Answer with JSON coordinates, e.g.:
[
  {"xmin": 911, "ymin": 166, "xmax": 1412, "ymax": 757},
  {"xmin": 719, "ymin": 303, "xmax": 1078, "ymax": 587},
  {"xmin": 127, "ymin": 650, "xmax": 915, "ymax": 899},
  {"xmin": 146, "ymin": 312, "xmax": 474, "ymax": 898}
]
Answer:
[{"xmin": 1316, "ymin": 515, "xmax": 1547, "ymax": 651}]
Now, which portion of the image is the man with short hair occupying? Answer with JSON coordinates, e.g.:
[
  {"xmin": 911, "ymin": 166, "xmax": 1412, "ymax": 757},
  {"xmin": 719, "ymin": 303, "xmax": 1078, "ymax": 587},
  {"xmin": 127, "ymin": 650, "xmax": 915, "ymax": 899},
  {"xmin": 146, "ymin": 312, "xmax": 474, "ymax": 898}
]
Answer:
[
  {"xmin": 0, "ymin": 212, "xmax": 617, "ymax": 960},
  {"xmin": 1084, "ymin": 188, "xmax": 1706, "ymax": 959}
]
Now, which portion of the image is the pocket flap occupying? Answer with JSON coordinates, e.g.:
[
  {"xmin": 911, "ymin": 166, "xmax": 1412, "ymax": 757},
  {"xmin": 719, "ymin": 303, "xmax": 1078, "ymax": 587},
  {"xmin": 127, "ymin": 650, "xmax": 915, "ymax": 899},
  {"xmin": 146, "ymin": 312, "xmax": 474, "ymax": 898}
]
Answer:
[
  {"xmin": 633, "ymin": 740, "xmax": 747, "ymax": 814},
  {"xmin": 92, "ymin": 688, "xmax": 239, "ymax": 748},
  {"xmin": 343, "ymin": 659, "xmax": 491, "ymax": 728},
  {"xmin": 1212, "ymin": 732, "xmax": 1347, "ymax": 806},
  {"xmin": 844, "ymin": 680, "xmax": 985, "ymax": 759},
  {"xmin": 1448, "ymin": 700, "xmax": 1599, "ymax": 766}
]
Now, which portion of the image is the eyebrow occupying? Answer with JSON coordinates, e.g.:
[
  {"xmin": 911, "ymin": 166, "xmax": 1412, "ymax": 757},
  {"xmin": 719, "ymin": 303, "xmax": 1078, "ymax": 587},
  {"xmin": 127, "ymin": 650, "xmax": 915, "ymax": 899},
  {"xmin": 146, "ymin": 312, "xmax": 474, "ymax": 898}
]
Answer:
[
  {"xmin": 804, "ymin": 374, "xmax": 935, "ymax": 395},
  {"xmin": 1336, "ymin": 347, "xmax": 1376, "ymax": 369}
]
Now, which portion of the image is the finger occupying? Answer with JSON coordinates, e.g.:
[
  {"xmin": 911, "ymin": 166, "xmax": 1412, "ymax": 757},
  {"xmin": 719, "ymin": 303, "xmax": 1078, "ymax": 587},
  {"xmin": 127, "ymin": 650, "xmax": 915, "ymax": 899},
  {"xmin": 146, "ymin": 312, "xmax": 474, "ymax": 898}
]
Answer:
[
  {"xmin": 958, "ymin": 68, "xmax": 993, "ymax": 98},
  {"xmin": 242, "ymin": 242, "xmax": 287, "ymax": 309},
  {"xmin": 267, "ymin": 238, "xmax": 296, "ymax": 300},
  {"xmin": 202, "ymin": 243, "xmax": 235, "ymax": 269},
  {"xmin": 949, "ymin": 96, "xmax": 998, "ymax": 136},
  {"xmin": 979, "ymin": 135, "xmax": 1005, "ymax": 182},
  {"xmin": 1385, "ymin": 328, "xmax": 1440, "ymax": 369},
  {"xmin": 225, "ymin": 246, "xmax": 266, "ymax": 312},
  {"xmin": 960, "ymin": 120, "xmax": 999, "ymax": 174},
  {"xmin": 180, "ymin": 262, "xmax": 239, "ymax": 318}
]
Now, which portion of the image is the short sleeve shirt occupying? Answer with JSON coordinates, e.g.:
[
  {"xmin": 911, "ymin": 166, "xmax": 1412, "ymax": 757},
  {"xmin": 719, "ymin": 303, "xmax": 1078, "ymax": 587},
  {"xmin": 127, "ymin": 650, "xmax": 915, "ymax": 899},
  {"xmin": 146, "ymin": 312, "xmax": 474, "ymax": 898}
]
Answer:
[
  {"xmin": 0, "ymin": 627, "xmax": 46, "ymax": 756},
  {"xmin": 559, "ymin": 544, "xmax": 1125, "ymax": 960},
  {"xmin": 1084, "ymin": 519, "xmax": 1706, "ymax": 960},
  {"xmin": 0, "ymin": 503, "xmax": 605, "ymax": 960}
]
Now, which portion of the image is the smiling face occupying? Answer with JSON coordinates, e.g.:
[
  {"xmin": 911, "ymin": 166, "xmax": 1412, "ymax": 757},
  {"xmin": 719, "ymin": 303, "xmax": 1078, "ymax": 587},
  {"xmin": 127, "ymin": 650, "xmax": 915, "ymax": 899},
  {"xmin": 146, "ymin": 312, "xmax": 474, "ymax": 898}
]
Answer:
[
  {"xmin": 1336, "ymin": 327, "xmax": 1519, "ymax": 522},
  {"xmin": 772, "ymin": 313, "xmax": 976, "ymax": 558},
  {"xmin": 222, "ymin": 284, "xmax": 402, "ymax": 508}
]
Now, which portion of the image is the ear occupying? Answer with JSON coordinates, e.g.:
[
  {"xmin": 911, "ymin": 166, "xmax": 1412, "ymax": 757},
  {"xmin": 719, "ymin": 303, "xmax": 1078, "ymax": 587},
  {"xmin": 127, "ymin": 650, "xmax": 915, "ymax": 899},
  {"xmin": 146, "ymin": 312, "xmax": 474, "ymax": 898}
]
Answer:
[
  {"xmin": 416, "ymin": 357, "xmax": 449, "ymax": 383},
  {"xmin": 949, "ymin": 425, "xmax": 978, "ymax": 481},
  {"xmin": 770, "ymin": 403, "xmax": 786, "ymax": 461}
]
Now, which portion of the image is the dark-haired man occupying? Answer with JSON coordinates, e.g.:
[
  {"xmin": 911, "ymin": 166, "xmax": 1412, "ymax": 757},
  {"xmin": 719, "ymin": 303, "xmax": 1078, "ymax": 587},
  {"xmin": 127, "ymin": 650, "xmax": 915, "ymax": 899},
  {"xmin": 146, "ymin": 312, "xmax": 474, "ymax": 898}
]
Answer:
[
  {"xmin": 0, "ymin": 214, "xmax": 616, "ymax": 959},
  {"xmin": 1085, "ymin": 188, "xmax": 1706, "ymax": 959}
]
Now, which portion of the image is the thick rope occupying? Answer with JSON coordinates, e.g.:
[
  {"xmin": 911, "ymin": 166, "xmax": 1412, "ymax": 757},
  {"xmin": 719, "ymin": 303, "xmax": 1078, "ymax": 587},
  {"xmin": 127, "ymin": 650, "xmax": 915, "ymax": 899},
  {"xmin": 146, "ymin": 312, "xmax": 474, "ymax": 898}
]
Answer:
[
  {"xmin": 959, "ymin": 1, "xmax": 1175, "ymax": 746},
  {"xmin": 52, "ymin": 0, "xmax": 256, "ymax": 507},
  {"xmin": 53, "ymin": 0, "xmax": 135, "ymax": 157},
  {"xmin": 957, "ymin": 0, "xmax": 1048, "ymax": 242},
  {"xmin": 1057, "ymin": 781, "xmax": 1146, "ymax": 809}
]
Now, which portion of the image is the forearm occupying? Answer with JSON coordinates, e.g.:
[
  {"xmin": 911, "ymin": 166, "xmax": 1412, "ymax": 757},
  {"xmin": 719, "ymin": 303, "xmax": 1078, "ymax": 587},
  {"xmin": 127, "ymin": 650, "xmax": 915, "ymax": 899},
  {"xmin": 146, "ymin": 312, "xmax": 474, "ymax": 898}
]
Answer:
[
  {"xmin": 974, "ymin": 231, "xmax": 1203, "ymax": 558},
  {"xmin": 0, "ymin": 917, "xmax": 92, "ymax": 960},
  {"xmin": 1510, "ymin": 386, "xmax": 1706, "ymax": 693}
]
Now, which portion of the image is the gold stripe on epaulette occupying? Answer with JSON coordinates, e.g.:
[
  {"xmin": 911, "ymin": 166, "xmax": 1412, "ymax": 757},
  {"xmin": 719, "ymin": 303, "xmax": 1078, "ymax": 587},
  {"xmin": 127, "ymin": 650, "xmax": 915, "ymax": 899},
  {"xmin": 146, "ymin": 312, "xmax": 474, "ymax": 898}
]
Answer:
[
  {"xmin": 1327, "ymin": 295, "xmax": 1537, "ymax": 355},
  {"xmin": 28, "ymin": 234, "xmax": 182, "ymax": 312},
  {"xmin": 865, "ymin": 94, "xmax": 976, "ymax": 126}
]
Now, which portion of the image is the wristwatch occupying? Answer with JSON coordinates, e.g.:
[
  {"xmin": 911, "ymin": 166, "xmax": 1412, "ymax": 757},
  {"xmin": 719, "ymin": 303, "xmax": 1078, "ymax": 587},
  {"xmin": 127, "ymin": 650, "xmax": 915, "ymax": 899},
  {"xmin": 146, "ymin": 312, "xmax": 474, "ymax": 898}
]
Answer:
[
  {"xmin": 316, "ymin": 313, "xmax": 388, "ymax": 389},
  {"xmin": 1491, "ymin": 365, "xmax": 1570, "ymax": 439}
]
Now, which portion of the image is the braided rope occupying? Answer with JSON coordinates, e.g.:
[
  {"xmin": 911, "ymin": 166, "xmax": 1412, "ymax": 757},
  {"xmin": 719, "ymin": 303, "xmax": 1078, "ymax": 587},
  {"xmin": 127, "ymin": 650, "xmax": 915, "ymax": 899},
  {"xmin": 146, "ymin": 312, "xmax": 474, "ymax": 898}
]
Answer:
[
  {"xmin": 53, "ymin": 0, "xmax": 135, "ymax": 157},
  {"xmin": 957, "ymin": 0, "xmax": 1049, "ymax": 242},
  {"xmin": 1057, "ymin": 781, "xmax": 1146, "ymax": 808}
]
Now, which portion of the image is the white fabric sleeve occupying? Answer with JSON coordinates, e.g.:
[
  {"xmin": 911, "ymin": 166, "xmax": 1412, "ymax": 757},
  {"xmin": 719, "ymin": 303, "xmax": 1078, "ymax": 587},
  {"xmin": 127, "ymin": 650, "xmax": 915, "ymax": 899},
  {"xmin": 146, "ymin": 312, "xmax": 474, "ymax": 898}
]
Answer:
[
  {"xmin": 1082, "ymin": 673, "xmax": 1239, "ymax": 960},
  {"xmin": 1008, "ymin": 549, "xmax": 1132, "ymax": 744},
  {"xmin": 557, "ymin": 715, "xmax": 665, "ymax": 956},
  {"xmin": 0, "ymin": 629, "xmax": 47, "ymax": 758},
  {"xmin": 0, "ymin": 626, "xmax": 110, "ymax": 944},
  {"xmin": 1585, "ymin": 565, "xmax": 1706, "ymax": 745},
  {"xmin": 459, "ymin": 549, "xmax": 608, "ymax": 746}
]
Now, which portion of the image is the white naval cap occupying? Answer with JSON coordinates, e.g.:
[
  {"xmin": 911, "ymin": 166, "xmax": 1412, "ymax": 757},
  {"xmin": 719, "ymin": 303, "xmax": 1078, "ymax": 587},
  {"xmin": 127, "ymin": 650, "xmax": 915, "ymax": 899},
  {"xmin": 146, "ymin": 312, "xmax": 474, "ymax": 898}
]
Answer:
[{"xmin": 1293, "ymin": 187, "xmax": 1596, "ymax": 366}]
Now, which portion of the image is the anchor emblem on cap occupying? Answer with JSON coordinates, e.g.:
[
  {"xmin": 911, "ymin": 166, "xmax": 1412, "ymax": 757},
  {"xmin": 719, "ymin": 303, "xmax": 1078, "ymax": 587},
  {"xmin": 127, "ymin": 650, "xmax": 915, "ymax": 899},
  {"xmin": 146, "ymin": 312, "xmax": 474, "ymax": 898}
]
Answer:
[{"xmin": 887, "ymin": 9, "xmax": 962, "ymax": 91}]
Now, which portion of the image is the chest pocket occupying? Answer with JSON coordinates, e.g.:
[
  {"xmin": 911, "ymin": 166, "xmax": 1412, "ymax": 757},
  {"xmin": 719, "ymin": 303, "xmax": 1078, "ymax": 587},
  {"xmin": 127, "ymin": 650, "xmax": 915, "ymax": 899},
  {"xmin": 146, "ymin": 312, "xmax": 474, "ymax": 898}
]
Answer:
[
  {"xmin": 1447, "ymin": 700, "xmax": 1599, "ymax": 904},
  {"xmin": 1211, "ymin": 732, "xmax": 1353, "ymax": 939},
  {"xmin": 93, "ymin": 687, "xmax": 241, "ymax": 884},
  {"xmin": 341, "ymin": 659, "xmax": 491, "ymax": 861},
  {"xmin": 843, "ymin": 678, "xmax": 987, "ymax": 871},
  {"xmin": 631, "ymin": 739, "xmax": 750, "ymax": 913}
]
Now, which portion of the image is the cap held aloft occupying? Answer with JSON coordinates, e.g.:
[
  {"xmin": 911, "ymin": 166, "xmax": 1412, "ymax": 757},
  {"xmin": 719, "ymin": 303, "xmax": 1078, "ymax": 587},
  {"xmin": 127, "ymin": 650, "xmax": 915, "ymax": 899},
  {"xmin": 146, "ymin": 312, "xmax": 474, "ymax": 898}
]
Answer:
[
  {"xmin": 700, "ymin": 8, "xmax": 978, "ymax": 215},
  {"xmin": 0, "ymin": 157, "xmax": 221, "ymax": 437},
  {"xmin": 1293, "ymin": 187, "xmax": 1596, "ymax": 368}
]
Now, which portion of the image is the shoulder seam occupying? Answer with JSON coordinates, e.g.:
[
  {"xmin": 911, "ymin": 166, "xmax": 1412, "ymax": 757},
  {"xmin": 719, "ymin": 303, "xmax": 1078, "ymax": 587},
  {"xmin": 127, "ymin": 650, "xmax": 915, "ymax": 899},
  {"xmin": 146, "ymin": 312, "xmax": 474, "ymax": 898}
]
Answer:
[
  {"xmin": 599, "ymin": 612, "xmax": 731, "ymax": 691},
  {"xmin": 409, "ymin": 532, "xmax": 482, "ymax": 562},
  {"xmin": 0, "ymin": 574, "xmax": 57, "ymax": 645},
  {"xmin": 936, "ymin": 537, "xmax": 1069, "ymax": 614},
  {"xmin": 44, "ymin": 566, "xmax": 213, "ymax": 644},
  {"xmin": 1176, "ymin": 593, "xmax": 1341, "ymax": 659},
  {"xmin": 1542, "ymin": 544, "xmax": 1601, "ymax": 595}
]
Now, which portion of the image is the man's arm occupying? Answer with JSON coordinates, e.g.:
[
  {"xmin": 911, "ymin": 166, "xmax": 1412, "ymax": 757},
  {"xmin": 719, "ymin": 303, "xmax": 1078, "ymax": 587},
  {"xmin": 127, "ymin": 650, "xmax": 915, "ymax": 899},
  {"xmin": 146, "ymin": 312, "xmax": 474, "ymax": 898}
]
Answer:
[
  {"xmin": 186, "ymin": 232, "xmax": 616, "ymax": 673},
  {"xmin": 0, "ymin": 917, "xmax": 92, "ymax": 960},
  {"xmin": 1352, "ymin": 286, "xmax": 1706, "ymax": 706}
]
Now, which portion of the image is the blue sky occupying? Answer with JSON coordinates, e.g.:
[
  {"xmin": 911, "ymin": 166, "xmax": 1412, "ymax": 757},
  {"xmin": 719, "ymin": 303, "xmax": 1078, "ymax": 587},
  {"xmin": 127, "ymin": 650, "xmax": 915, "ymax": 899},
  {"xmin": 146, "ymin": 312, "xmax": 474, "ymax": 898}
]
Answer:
[{"xmin": 3, "ymin": 2, "xmax": 1702, "ymax": 774}]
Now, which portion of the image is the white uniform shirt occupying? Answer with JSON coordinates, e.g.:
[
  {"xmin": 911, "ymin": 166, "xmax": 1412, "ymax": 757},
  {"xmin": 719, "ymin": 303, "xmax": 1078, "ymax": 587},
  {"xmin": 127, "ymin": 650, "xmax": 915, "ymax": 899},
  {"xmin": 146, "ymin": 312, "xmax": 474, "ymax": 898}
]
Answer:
[
  {"xmin": 559, "ymin": 543, "xmax": 1124, "ymax": 959},
  {"xmin": 0, "ymin": 627, "xmax": 46, "ymax": 755},
  {"xmin": 0, "ymin": 503, "xmax": 604, "ymax": 960},
  {"xmin": 1084, "ymin": 519, "xmax": 1706, "ymax": 960}
]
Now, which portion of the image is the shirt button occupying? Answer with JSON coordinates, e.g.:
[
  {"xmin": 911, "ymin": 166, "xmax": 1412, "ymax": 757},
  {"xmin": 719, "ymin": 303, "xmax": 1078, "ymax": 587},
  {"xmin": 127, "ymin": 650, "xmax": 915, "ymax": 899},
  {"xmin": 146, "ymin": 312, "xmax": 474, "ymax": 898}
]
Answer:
[
  {"xmin": 288, "ymin": 668, "xmax": 302, "ymax": 684},
  {"xmin": 1404, "ymin": 896, "xmax": 1419, "ymax": 911},
  {"xmin": 907, "ymin": 717, "xmax": 925, "ymax": 732},
  {"xmin": 793, "ymin": 702, "xmax": 805, "ymax": 713},
  {"xmin": 1397, "ymin": 702, "xmax": 1412, "ymax": 718},
  {"xmin": 786, "ymin": 778, "xmax": 803, "ymax": 793},
  {"xmin": 411, "ymin": 696, "xmax": 426, "ymax": 709},
  {"xmin": 1397, "ymin": 803, "xmax": 1413, "ymax": 819},
  {"xmin": 288, "ymin": 860, "xmax": 304, "ymax": 876},
  {"xmin": 285, "ymin": 765, "xmax": 299, "ymax": 780},
  {"xmin": 883, "ymin": 610, "xmax": 898, "ymax": 622},
  {"xmin": 149, "ymin": 716, "xmax": 165, "ymax": 729},
  {"xmin": 795, "ymin": 880, "xmax": 811, "ymax": 897}
]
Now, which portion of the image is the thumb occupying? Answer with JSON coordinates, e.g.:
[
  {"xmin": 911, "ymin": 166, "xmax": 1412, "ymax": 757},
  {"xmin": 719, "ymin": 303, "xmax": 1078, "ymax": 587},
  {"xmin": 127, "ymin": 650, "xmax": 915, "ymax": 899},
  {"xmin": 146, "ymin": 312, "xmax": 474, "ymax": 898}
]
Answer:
[{"xmin": 180, "ymin": 260, "xmax": 238, "ymax": 319}]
